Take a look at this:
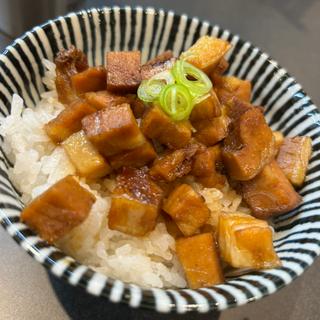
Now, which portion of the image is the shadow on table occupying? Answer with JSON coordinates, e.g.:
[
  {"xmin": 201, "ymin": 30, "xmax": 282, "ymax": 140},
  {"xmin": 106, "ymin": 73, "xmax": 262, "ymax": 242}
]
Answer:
[{"xmin": 48, "ymin": 273, "xmax": 220, "ymax": 320}]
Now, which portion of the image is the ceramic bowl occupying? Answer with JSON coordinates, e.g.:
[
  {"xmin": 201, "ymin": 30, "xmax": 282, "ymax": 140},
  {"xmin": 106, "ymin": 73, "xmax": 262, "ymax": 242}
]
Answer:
[{"xmin": 0, "ymin": 6, "xmax": 320, "ymax": 314}]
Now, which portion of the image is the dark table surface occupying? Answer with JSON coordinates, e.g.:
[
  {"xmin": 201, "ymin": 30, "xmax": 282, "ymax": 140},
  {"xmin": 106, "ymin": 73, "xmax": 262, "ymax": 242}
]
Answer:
[{"xmin": 1, "ymin": 1, "xmax": 320, "ymax": 319}]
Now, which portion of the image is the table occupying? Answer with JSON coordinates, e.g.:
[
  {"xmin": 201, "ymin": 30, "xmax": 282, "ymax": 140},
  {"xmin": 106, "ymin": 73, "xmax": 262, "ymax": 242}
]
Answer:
[{"xmin": 1, "ymin": 1, "xmax": 320, "ymax": 319}]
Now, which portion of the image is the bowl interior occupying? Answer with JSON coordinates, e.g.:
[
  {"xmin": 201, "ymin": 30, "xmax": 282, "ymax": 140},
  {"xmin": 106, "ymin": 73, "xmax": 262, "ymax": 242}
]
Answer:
[{"xmin": 0, "ymin": 6, "xmax": 320, "ymax": 313}]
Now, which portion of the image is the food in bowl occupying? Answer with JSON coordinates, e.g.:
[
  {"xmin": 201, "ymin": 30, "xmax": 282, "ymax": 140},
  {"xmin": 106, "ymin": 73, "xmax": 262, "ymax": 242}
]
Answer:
[{"xmin": 0, "ymin": 35, "xmax": 312, "ymax": 289}]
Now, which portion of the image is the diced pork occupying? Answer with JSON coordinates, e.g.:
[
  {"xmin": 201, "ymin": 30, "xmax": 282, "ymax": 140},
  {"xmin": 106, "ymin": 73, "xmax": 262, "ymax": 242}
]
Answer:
[
  {"xmin": 141, "ymin": 106, "xmax": 192, "ymax": 149},
  {"xmin": 189, "ymin": 90, "xmax": 221, "ymax": 123},
  {"xmin": 21, "ymin": 175, "xmax": 95, "ymax": 243},
  {"xmin": 62, "ymin": 130, "xmax": 111, "ymax": 179},
  {"xmin": 163, "ymin": 184, "xmax": 210, "ymax": 236},
  {"xmin": 106, "ymin": 51, "xmax": 141, "ymax": 93},
  {"xmin": 55, "ymin": 46, "xmax": 88, "ymax": 104},
  {"xmin": 149, "ymin": 144, "xmax": 198, "ymax": 182},
  {"xmin": 222, "ymin": 107, "xmax": 275, "ymax": 181},
  {"xmin": 218, "ymin": 213, "xmax": 281, "ymax": 269},
  {"xmin": 141, "ymin": 50, "xmax": 175, "ymax": 80},
  {"xmin": 71, "ymin": 66, "xmax": 106, "ymax": 94},
  {"xmin": 108, "ymin": 168, "xmax": 164, "ymax": 236},
  {"xmin": 180, "ymin": 36, "xmax": 231, "ymax": 74},
  {"xmin": 241, "ymin": 160, "xmax": 302, "ymax": 219},
  {"xmin": 277, "ymin": 136, "xmax": 312, "ymax": 187},
  {"xmin": 45, "ymin": 100, "xmax": 96, "ymax": 143},
  {"xmin": 176, "ymin": 233, "xmax": 224, "ymax": 289},
  {"xmin": 108, "ymin": 141, "xmax": 157, "ymax": 170},
  {"xmin": 82, "ymin": 103, "xmax": 145, "ymax": 157}
]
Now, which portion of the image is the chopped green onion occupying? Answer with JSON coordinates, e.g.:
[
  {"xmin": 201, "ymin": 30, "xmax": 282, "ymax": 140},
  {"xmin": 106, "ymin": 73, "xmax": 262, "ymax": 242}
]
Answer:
[
  {"xmin": 172, "ymin": 60, "xmax": 212, "ymax": 97},
  {"xmin": 159, "ymin": 84, "xmax": 193, "ymax": 121},
  {"xmin": 152, "ymin": 70, "xmax": 175, "ymax": 85},
  {"xmin": 137, "ymin": 79, "xmax": 166, "ymax": 102}
]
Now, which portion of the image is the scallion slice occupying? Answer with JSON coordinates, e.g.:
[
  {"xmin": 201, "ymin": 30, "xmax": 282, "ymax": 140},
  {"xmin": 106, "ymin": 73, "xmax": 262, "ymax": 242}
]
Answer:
[
  {"xmin": 159, "ymin": 84, "xmax": 193, "ymax": 121},
  {"xmin": 172, "ymin": 60, "xmax": 212, "ymax": 97}
]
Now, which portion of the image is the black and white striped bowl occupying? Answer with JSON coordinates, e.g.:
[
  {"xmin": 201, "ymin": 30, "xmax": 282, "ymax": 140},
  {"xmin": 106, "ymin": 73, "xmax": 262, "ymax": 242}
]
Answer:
[{"xmin": 0, "ymin": 6, "xmax": 320, "ymax": 314}]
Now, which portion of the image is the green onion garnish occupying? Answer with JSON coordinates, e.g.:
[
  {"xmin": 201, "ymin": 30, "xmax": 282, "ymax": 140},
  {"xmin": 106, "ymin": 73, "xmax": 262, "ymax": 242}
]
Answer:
[
  {"xmin": 137, "ymin": 60, "xmax": 213, "ymax": 121},
  {"xmin": 172, "ymin": 60, "xmax": 212, "ymax": 97},
  {"xmin": 159, "ymin": 84, "xmax": 193, "ymax": 121}
]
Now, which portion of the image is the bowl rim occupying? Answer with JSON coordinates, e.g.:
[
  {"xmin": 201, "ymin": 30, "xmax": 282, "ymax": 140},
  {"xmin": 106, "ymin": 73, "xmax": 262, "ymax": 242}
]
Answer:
[{"xmin": 0, "ymin": 5, "xmax": 320, "ymax": 314}]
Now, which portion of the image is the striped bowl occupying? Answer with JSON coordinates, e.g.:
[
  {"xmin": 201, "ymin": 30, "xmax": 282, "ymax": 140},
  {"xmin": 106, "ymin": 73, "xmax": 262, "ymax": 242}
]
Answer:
[{"xmin": 0, "ymin": 6, "xmax": 320, "ymax": 314}]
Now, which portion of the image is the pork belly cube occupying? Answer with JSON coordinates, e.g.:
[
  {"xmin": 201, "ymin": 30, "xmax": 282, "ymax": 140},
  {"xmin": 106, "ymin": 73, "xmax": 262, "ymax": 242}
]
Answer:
[
  {"xmin": 45, "ymin": 100, "xmax": 96, "ymax": 143},
  {"xmin": 214, "ymin": 75, "xmax": 252, "ymax": 102},
  {"xmin": 180, "ymin": 36, "xmax": 231, "ymax": 74},
  {"xmin": 273, "ymin": 131, "xmax": 284, "ymax": 155},
  {"xmin": 241, "ymin": 160, "xmax": 302, "ymax": 219},
  {"xmin": 162, "ymin": 212, "xmax": 183, "ymax": 239},
  {"xmin": 194, "ymin": 145, "xmax": 227, "ymax": 189},
  {"xmin": 141, "ymin": 106, "xmax": 192, "ymax": 149},
  {"xmin": 222, "ymin": 108, "xmax": 275, "ymax": 181},
  {"xmin": 21, "ymin": 175, "xmax": 95, "ymax": 243},
  {"xmin": 192, "ymin": 148, "xmax": 214, "ymax": 177},
  {"xmin": 163, "ymin": 184, "xmax": 210, "ymax": 236},
  {"xmin": 55, "ymin": 46, "xmax": 88, "ymax": 105},
  {"xmin": 62, "ymin": 131, "xmax": 111, "ymax": 179},
  {"xmin": 211, "ymin": 58, "xmax": 229, "ymax": 76},
  {"xmin": 176, "ymin": 233, "xmax": 224, "ymax": 289},
  {"xmin": 71, "ymin": 66, "xmax": 106, "ymax": 94},
  {"xmin": 82, "ymin": 103, "xmax": 145, "ymax": 157},
  {"xmin": 108, "ymin": 168, "xmax": 164, "ymax": 236},
  {"xmin": 108, "ymin": 141, "xmax": 156, "ymax": 169},
  {"xmin": 223, "ymin": 96, "xmax": 253, "ymax": 121},
  {"xmin": 84, "ymin": 90, "xmax": 130, "ymax": 110},
  {"xmin": 106, "ymin": 51, "xmax": 141, "ymax": 93},
  {"xmin": 193, "ymin": 107, "xmax": 230, "ymax": 146},
  {"xmin": 277, "ymin": 136, "xmax": 312, "ymax": 187},
  {"xmin": 150, "ymin": 144, "xmax": 198, "ymax": 182},
  {"xmin": 141, "ymin": 50, "xmax": 175, "ymax": 80},
  {"xmin": 127, "ymin": 95, "xmax": 147, "ymax": 118},
  {"xmin": 218, "ymin": 213, "xmax": 281, "ymax": 269},
  {"xmin": 190, "ymin": 90, "xmax": 221, "ymax": 123}
]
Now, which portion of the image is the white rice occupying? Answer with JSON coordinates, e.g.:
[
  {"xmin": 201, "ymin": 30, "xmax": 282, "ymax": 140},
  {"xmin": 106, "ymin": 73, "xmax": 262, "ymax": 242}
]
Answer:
[{"xmin": 0, "ymin": 59, "xmax": 250, "ymax": 288}]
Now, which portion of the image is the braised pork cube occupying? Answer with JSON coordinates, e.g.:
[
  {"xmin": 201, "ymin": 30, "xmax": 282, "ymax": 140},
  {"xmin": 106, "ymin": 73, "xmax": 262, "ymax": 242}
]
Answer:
[
  {"xmin": 193, "ymin": 106, "xmax": 230, "ymax": 146},
  {"xmin": 108, "ymin": 168, "xmax": 163, "ymax": 236},
  {"xmin": 222, "ymin": 108, "xmax": 275, "ymax": 181},
  {"xmin": 218, "ymin": 213, "xmax": 281, "ymax": 269},
  {"xmin": 277, "ymin": 136, "xmax": 312, "ymax": 187},
  {"xmin": 149, "ymin": 144, "xmax": 198, "ymax": 182},
  {"xmin": 192, "ymin": 148, "xmax": 214, "ymax": 177},
  {"xmin": 194, "ymin": 145, "xmax": 227, "ymax": 189},
  {"xmin": 162, "ymin": 212, "xmax": 183, "ymax": 239},
  {"xmin": 62, "ymin": 131, "xmax": 111, "ymax": 179},
  {"xmin": 180, "ymin": 36, "xmax": 231, "ymax": 74},
  {"xmin": 141, "ymin": 50, "xmax": 175, "ymax": 80},
  {"xmin": 71, "ymin": 66, "xmax": 106, "ymax": 94},
  {"xmin": 224, "ymin": 96, "xmax": 253, "ymax": 121},
  {"xmin": 176, "ymin": 233, "xmax": 224, "ymax": 289},
  {"xmin": 212, "ymin": 58, "xmax": 229, "ymax": 76},
  {"xmin": 84, "ymin": 90, "xmax": 130, "ymax": 110},
  {"xmin": 163, "ymin": 184, "xmax": 210, "ymax": 236},
  {"xmin": 55, "ymin": 46, "xmax": 88, "ymax": 104},
  {"xmin": 82, "ymin": 103, "xmax": 145, "ymax": 157},
  {"xmin": 108, "ymin": 141, "xmax": 156, "ymax": 169},
  {"xmin": 106, "ymin": 51, "xmax": 141, "ymax": 93},
  {"xmin": 213, "ymin": 75, "xmax": 252, "ymax": 102},
  {"xmin": 241, "ymin": 160, "xmax": 302, "ymax": 219},
  {"xmin": 273, "ymin": 131, "xmax": 284, "ymax": 155},
  {"xmin": 21, "ymin": 175, "xmax": 95, "ymax": 243},
  {"xmin": 127, "ymin": 95, "xmax": 146, "ymax": 118},
  {"xmin": 45, "ymin": 100, "xmax": 96, "ymax": 143},
  {"xmin": 141, "ymin": 106, "xmax": 192, "ymax": 149},
  {"xmin": 190, "ymin": 90, "xmax": 221, "ymax": 123}
]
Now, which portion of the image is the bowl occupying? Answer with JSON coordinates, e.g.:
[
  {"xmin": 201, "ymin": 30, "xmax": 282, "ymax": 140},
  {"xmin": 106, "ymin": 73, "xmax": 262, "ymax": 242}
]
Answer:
[{"xmin": 0, "ymin": 6, "xmax": 320, "ymax": 314}]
